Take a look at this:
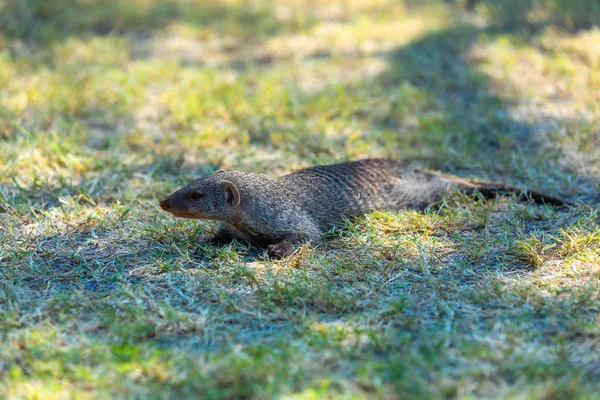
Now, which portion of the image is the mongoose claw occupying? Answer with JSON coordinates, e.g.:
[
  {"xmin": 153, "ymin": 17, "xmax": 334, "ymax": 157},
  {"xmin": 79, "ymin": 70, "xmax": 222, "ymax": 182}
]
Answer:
[{"xmin": 267, "ymin": 241, "xmax": 294, "ymax": 259}]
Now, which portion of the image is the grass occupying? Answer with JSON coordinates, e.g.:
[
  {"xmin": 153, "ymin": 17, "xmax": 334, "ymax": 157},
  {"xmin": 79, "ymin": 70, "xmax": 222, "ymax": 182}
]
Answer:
[{"xmin": 1, "ymin": 0, "xmax": 600, "ymax": 398}]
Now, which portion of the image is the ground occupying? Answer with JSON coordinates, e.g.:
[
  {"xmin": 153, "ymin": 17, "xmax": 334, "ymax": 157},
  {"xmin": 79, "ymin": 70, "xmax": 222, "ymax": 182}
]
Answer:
[{"xmin": 1, "ymin": 0, "xmax": 600, "ymax": 398}]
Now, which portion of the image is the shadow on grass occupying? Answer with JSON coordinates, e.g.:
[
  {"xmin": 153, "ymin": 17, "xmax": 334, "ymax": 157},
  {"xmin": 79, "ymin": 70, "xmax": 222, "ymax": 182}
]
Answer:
[
  {"xmin": 371, "ymin": 21, "xmax": 599, "ymax": 203},
  {"xmin": 2, "ymin": 3, "xmax": 600, "ymax": 396},
  {"xmin": 0, "ymin": 0, "xmax": 313, "ymax": 44}
]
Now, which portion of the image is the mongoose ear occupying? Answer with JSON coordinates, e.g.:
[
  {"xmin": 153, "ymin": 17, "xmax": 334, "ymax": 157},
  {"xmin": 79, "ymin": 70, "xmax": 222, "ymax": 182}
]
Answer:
[{"xmin": 221, "ymin": 180, "xmax": 240, "ymax": 207}]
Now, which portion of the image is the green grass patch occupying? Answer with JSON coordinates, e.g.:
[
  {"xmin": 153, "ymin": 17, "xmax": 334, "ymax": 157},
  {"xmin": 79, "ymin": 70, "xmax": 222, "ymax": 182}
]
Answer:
[{"xmin": 1, "ymin": 0, "xmax": 599, "ymax": 398}]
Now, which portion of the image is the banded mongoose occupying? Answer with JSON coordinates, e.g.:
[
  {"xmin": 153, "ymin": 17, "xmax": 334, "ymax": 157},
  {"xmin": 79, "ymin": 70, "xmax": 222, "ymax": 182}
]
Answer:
[{"xmin": 159, "ymin": 159, "xmax": 566, "ymax": 258}]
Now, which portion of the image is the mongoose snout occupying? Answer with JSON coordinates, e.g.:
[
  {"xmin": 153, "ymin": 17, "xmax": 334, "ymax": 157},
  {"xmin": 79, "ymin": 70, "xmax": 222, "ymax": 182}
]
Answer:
[
  {"xmin": 160, "ymin": 159, "xmax": 568, "ymax": 258},
  {"xmin": 159, "ymin": 199, "xmax": 169, "ymax": 210}
]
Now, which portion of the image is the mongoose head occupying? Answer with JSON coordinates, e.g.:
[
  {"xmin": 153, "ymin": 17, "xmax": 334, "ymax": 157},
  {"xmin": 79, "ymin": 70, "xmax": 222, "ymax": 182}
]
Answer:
[{"xmin": 159, "ymin": 171, "xmax": 242, "ymax": 221}]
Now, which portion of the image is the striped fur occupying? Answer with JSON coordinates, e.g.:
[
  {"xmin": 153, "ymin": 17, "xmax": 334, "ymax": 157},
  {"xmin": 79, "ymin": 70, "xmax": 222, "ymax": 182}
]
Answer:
[{"xmin": 160, "ymin": 159, "xmax": 567, "ymax": 258}]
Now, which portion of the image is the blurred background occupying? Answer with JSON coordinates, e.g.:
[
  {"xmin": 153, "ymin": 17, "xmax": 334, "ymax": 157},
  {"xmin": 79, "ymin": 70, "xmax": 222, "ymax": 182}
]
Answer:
[{"xmin": 1, "ymin": 0, "xmax": 598, "ymax": 200}]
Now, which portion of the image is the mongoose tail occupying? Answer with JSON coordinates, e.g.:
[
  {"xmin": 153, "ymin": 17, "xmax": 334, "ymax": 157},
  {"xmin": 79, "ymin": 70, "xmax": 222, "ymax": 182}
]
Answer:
[
  {"xmin": 456, "ymin": 179, "xmax": 569, "ymax": 206},
  {"xmin": 421, "ymin": 169, "xmax": 569, "ymax": 206}
]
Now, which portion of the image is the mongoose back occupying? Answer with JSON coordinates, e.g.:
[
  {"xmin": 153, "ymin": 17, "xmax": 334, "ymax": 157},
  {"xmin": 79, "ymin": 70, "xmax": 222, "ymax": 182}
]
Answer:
[{"xmin": 159, "ymin": 159, "xmax": 567, "ymax": 258}]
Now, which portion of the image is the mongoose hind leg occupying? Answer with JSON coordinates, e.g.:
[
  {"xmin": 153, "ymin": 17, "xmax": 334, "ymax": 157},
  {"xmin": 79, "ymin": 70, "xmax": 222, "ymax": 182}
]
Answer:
[
  {"xmin": 267, "ymin": 241, "xmax": 294, "ymax": 259},
  {"xmin": 266, "ymin": 233, "xmax": 315, "ymax": 259}
]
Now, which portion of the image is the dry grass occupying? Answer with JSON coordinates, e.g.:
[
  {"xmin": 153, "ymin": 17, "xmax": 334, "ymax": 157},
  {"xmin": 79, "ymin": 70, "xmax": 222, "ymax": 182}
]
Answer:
[{"xmin": 1, "ymin": 0, "xmax": 599, "ymax": 398}]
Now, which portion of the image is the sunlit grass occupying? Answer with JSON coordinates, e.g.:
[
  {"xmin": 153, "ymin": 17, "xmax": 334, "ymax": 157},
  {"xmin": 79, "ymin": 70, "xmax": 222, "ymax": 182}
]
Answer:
[{"xmin": 1, "ymin": 0, "xmax": 599, "ymax": 398}]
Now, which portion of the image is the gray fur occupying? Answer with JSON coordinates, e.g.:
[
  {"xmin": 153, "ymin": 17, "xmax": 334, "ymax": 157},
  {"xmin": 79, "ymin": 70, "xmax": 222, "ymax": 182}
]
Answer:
[{"xmin": 159, "ymin": 159, "xmax": 566, "ymax": 258}]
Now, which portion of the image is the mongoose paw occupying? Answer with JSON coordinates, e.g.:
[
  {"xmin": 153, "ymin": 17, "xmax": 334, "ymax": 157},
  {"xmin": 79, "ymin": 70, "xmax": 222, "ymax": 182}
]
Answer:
[{"xmin": 267, "ymin": 241, "xmax": 294, "ymax": 259}]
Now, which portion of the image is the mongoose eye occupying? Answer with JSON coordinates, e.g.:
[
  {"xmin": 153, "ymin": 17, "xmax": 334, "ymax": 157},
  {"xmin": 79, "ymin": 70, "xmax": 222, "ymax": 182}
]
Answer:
[{"xmin": 189, "ymin": 192, "xmax": 204, "ymax": 201}]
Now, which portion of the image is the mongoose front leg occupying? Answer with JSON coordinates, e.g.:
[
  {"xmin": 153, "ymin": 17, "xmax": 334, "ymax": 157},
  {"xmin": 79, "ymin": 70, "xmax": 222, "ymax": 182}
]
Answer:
[{"xmin": 206, "ymin": 225, "xmax": 236, "ymax": 246}]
